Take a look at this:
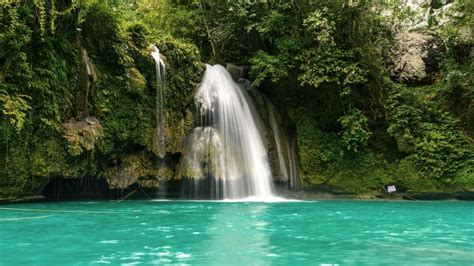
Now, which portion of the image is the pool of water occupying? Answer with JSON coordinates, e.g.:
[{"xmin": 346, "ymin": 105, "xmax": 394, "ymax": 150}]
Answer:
[{"xmin": 0, "ymin": 200, "xmax": 473, "ymax": 265}]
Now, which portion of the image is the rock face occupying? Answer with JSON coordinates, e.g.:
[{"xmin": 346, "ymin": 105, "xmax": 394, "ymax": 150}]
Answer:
[
  {"xmin": 152, "ymin": 125, "xmax": 167, "ymax": 159},
  {"xmin": 152, "ymin": 109, "xmax": 195, "ymax": 156},
  {"xmin": 62, "ymin": 117, "xmax": 103, "ymax": 156},
  {"xmin": 104, "ymin": 153, "xmax": 175, "ymax": 189},
  {"xmin": 249, "ymin": 89, "xmax": 301, "ymax": 190},
  {"xmin": 226, "ymin": 63, "xmax": 248, "ymax": 81},
  {"xmin": 388, "ymin": 31, "xmax": 444, "ymax": 84},
  {"xmin": 176, "ymin": 127, "xmax": 224, "ymax": 180},
  {"xmin": 384, "ymin": 0, "xmax": 461, "ymax": 85}
]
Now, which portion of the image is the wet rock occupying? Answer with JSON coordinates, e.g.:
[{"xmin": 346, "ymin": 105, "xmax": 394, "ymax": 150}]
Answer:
[
  {"xmin": 237, "ymin": 78, "xmax": 252, "ymax": 91},
  {"xmin": 176, "ymin": 127, "xmax": 225, "ymax": 180},
  {"xmin": 152, "ymin": 124, "xmax": 167, "ymax": 159}
]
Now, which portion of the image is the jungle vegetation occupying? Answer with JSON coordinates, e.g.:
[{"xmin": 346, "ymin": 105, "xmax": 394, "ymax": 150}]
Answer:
[{"xmin": 0, "ymin": 0, "xmax": 473, "ymax": 199}]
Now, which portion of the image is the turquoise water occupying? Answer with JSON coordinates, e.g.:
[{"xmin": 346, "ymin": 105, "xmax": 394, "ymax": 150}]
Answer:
[{"xmin": 0, "ymin": 200, "xmax": 473, "ymax": 265}]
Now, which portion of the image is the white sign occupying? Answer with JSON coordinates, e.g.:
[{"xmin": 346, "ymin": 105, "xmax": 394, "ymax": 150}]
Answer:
[{"xmin": 387, "ymin": 185, "xmax": 396, "ymax": 193}]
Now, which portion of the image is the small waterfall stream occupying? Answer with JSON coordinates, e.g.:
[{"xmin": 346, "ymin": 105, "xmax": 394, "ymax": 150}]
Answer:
[
  {"xmin": 179, "ymin": 64, "xmax": 274, "ymax": 199},
  {"xmin": 267, "ymin": 100, "xmax": 301, "ymax": 190},
  {"xmin": 268, "ymin": 104, "xmax": 289, "ymax": 180},
  {"xmin": 75, "ymin": 28, "xmax": 97, "ymax": 119},
  {"xmin": 151, "ymin": 45, "xmax": 167, "ymax": 158}
]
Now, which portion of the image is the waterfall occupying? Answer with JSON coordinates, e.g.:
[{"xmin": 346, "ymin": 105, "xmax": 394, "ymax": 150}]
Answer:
[
  {"xmin": 178, "ymin": 64, "xmax": 274, "ymax": 200},
  {"xmin": 75, "ymin": 28, "xmax": 97, "ymax": 119},
  {"xmin": 267, "ymin": 100, "xmax": 301, "ymax": 190},
  {"xmin": 151, "ymin": 45, "xmax": 166, "ymax": 158}
]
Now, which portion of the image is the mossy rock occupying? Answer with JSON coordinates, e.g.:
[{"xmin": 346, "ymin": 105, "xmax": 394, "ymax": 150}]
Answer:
[
  {"xmin": 127, "ymin": 67, "xmax": 146, "ymax": 94},
  {"xmin": 104, "ymin": 152, "xmax": 176, "ymax": 189},
  {"xmin": 62, "ymin": 117, "xmax": 103, "ymax": 157}
]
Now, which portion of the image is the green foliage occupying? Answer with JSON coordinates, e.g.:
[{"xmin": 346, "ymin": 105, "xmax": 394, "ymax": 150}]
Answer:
[
  {"xmin": 125, "ymin": 22, "xmax": 149, "ymax": 50},
  {"xmin": 297, "ymin": 116, "xmax": 395, "ymax": 193},
  {"xmin": 338, "ymin": 109, "xmax": 371, "ymax": 152},
  {"xmin": 0, "ymin": 0, "xmax": 204, "ymax": 199},
  {"xmin": 303, "ymin": 8, "xmax": 336, "ymax": 45},
  {"xmin": 81, "ymin": 3, "xmax": 133, "ymax": 71},
  {"xmin": 0, "ymin": 1, "xmax": 33, "ymax": 91},
  {"xmin": 249, "ymin": 51, "xmax": 287, "ymax": 87},
  {"xmin": 162, "ymin": 0, "xmax": 473, "ymax": 194},
  {"xmin": 387, "ymin": 83, "xmax": 474, "ymax": 184},
  {"xmin": 299, "ymin": 47, "xmax": 367, "ymax": 89},
  {"xmin": 0, "ymin": 94, "xmax": 31, "ymax": 132},
  {"xmin": 154, "ymin": 35, "xmax": 204, "ymax": 116},
  {"xmin": 126, "ymin": 67, "xmax": 146, "ymax": 94},
  {"xmin": 299, "ymin": 6, "xmax": 368, "ymax": 90},
  {"xmin": 252, "ymin": 10, "xmax": 286, "ymax": 42}
]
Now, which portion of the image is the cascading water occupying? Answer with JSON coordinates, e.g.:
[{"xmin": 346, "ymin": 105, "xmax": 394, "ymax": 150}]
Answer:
[
  {"xmin": 178, "ymin": 64, "xmax": 274, "ymax": 200},
  {"xmin": 267, "ymin": 100, "xmax": 301, "ymax": 190},
  {"xmin": 268, "ymin": 104, "xmax": 289, "ymax": 180},
  {"xmin": 151, "ymin": 45, "xmax": 166, "ymax": 158}
]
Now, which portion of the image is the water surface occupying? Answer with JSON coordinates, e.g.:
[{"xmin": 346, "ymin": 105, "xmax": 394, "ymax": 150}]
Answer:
[{"xmin": 0, "ymin": 200, "xmax": 473, "ymax": 265}]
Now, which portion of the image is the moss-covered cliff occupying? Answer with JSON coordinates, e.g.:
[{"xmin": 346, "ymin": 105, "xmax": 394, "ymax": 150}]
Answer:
[{"xmin": 0, "ymin": 1, "xmax": 204, "ymax": 200}]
